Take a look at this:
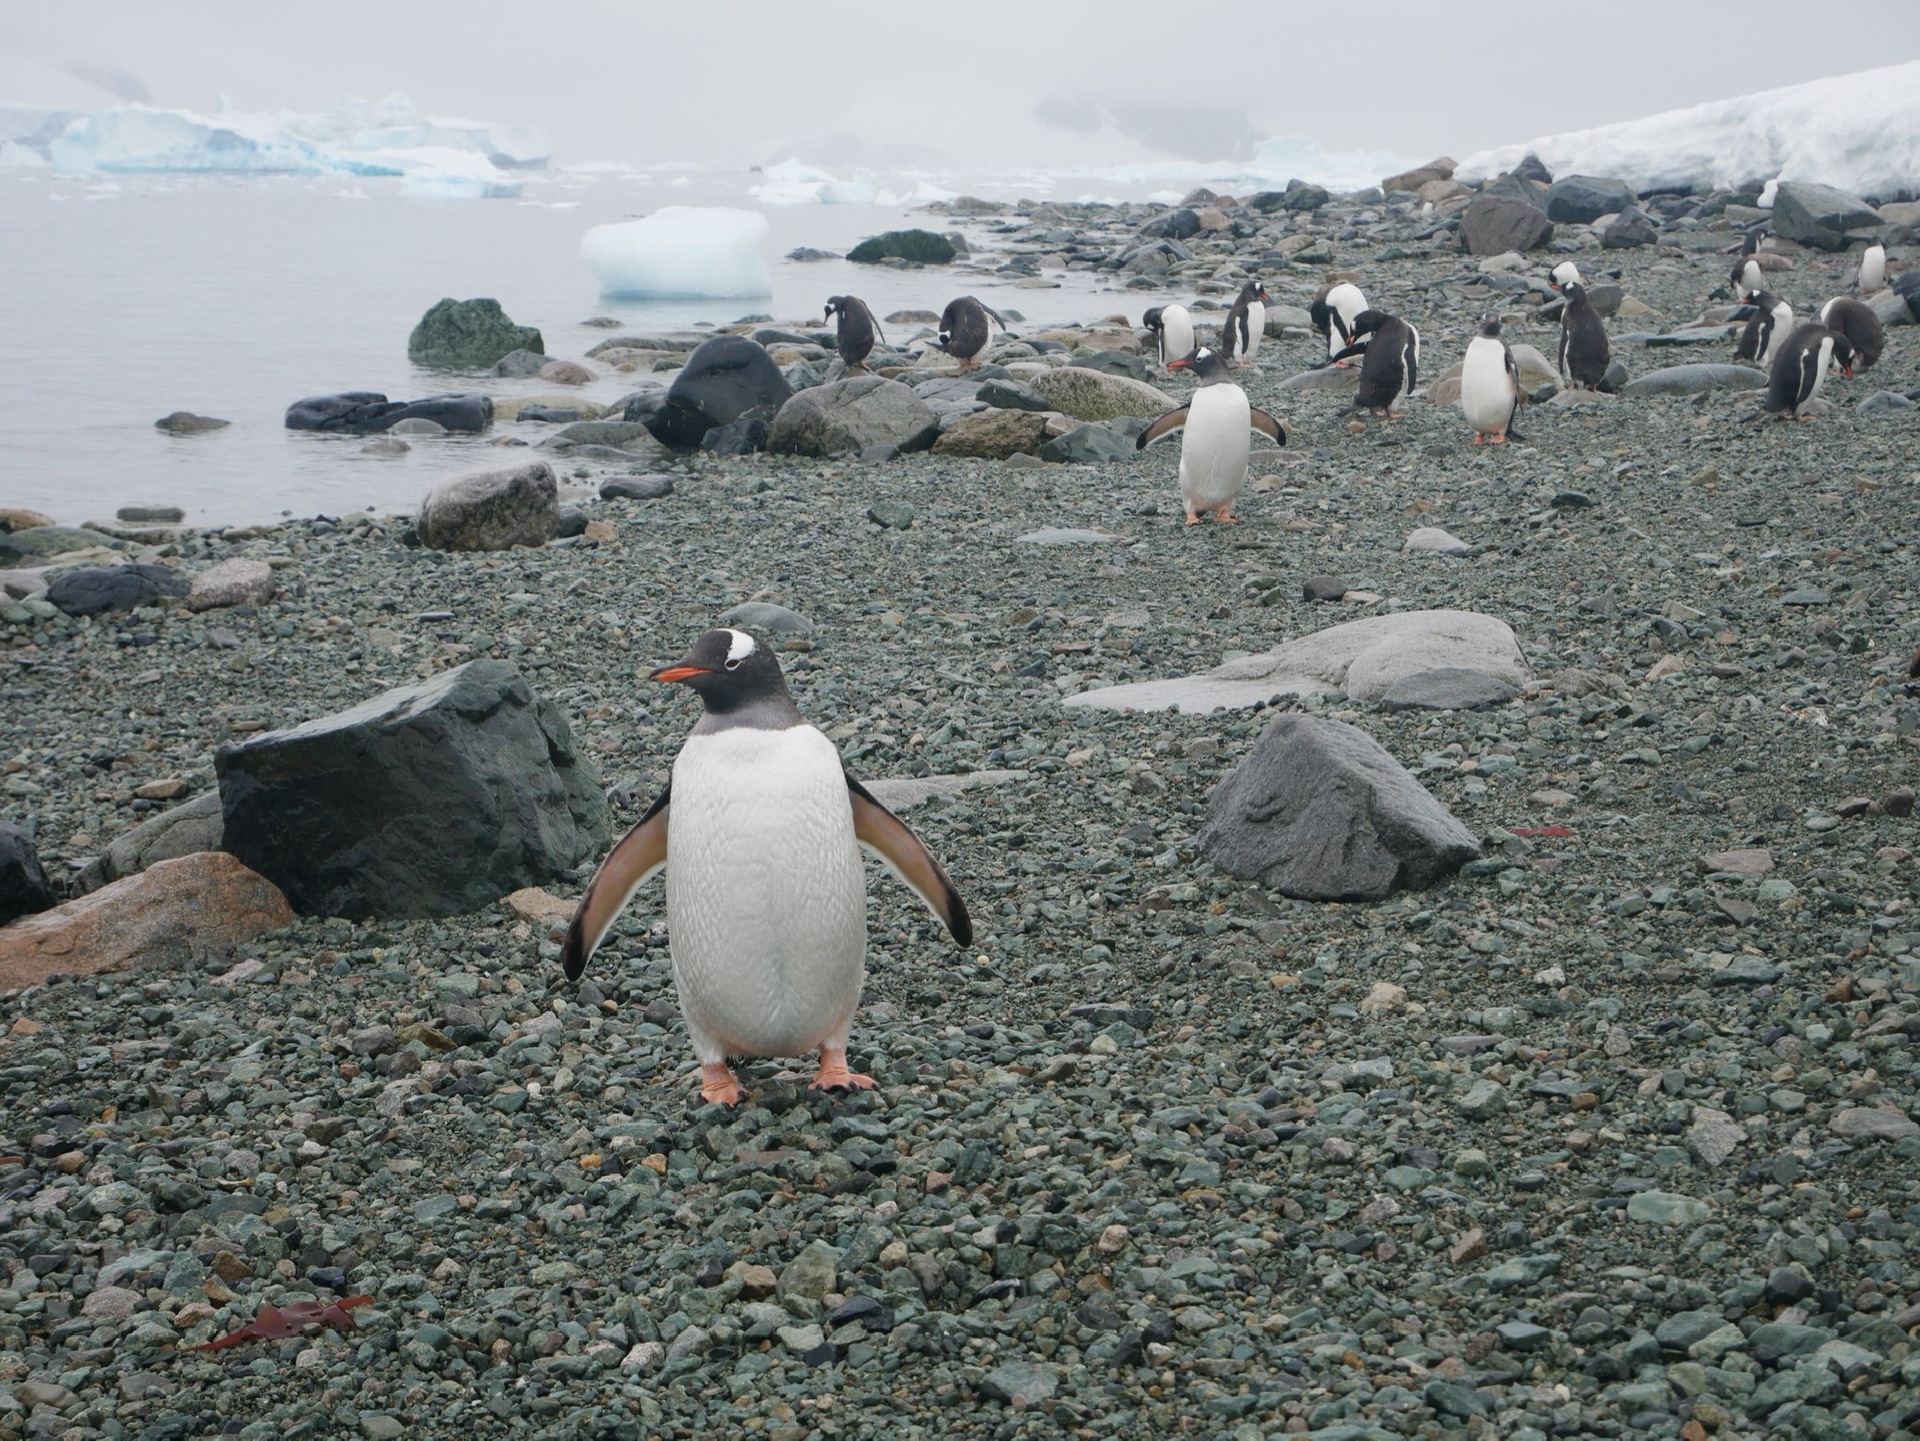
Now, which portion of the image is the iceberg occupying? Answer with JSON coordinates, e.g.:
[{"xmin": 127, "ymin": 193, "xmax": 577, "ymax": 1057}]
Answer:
[
  {"xmin": 581, "ymin": 206, "xmax": 772, "ymax": 299},
  {"xmin": 1458, "ymin": 61, "xmax": 1920, "ymax": 200},
  {"xmin": 749, "ymin": 158, "xmax": 879, "ymax": 205}
]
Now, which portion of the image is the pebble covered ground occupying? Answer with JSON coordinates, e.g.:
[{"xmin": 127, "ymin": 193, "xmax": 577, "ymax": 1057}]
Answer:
[{"xmin": 3, "ymin": 182, "xmax": 1920, "ymax": 1441}]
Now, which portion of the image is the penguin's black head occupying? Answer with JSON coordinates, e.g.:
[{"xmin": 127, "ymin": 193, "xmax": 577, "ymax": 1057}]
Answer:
[
  {"xmin": 824, "ymin": 296, "xmax": 848, "ymax": 322},
  {"xmin": 1561, "ymin": 280, "xmax": 1586, "ymax": 302},
  {"xmin": 1168, "ymin": 345, "xmax": 1229, "ymax": 381},
  {"xmin": 1478, "ymin": 316, "xmax": 1503, "ymax": 338},
  {"xmin": 1142, "ymin": 306, "xmax": 1164, "ymax": 332},
  {"xmin": 1828, "ymin": 330, "xmax": 1856, "ymax": 378},
  {"xmin": 1347, "ymin": 309, "xmax": 1389, "ymax": 339},
  {"xmin": 1243, "ymin": 281, "xmax": 1270, "ymax": 304},
  {"xmin": 652, "ymin": 628, "xmax": 793, "ymax": 717}
]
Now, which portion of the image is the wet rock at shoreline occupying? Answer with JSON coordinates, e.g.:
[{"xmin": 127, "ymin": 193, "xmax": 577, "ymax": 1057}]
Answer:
[
  {"xmin": 647, "ymin": 336, "xmax": 793, "ymax": 450},
  {"xmin": 285, "ymin": 392, "xmax": 493, "ymax": 435},
  {"xmin": 407, "ymin": 297, "xmax": 543, "ymax": 370},
  {"xmin": 154, "ymin": 411, "xmax": 229, "ymax": 435}
]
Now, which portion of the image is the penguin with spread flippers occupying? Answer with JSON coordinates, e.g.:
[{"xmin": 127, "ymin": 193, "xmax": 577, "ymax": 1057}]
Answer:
[
  {"xmin": 931, "ymin": 296, "xmax": 1006, "ymax": 369},
  {"xmin": 1460, "ymin": 315, "xmax": 1524, "ymax": 444},
  {"xmin": 1143, "ymin": 304, "xmax": 1195, "ymax": 369},
  {"xmin": 1332, "ymin": 309, "xmax": 1420, "ymax": 418},
  {"xmin": 1135, "ymin": 346, "xmax": 1285, "ymax": 524},
  {"xmin": 823, "ymin": 295, "xmax": 884, "ymax": 373},
  {"xmin": 561, "ymin": 629, "xmax": 972, "ymax": 1107}
]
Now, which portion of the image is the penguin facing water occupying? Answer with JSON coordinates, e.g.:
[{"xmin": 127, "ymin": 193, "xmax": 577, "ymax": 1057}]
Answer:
[
  {"xmin": 1310, "ymin": 281, "xmax": 1369, "ymax": 364},
  {"xmin": 823, "ymin": 295, "xmax": 884, "ymax": 373},
  {"xmin": 1135, "ymin": 346, "xmax": 1286, "ymax": 524},
  {"xmin": 1332, "ymin": 309, "xmax": 1420, "ymax": 418},
  {"xmin": 1220, "ymin": 281, "xmax": 1270, "ymax": 368},
  {"xmin": 932, "ymin": 296, "xmax": 1007, "ymax": 369},
  {"xmin": 1460, "ymin": 316, "xmax": 1523, "ymax": 444},
  {"xmin": 1819, "ymin": 297, "xmax": 1884, "ymax": 372},
  {"xmin": 1761, "ymin": 323, "xmax": 1854, "ymax": 420},
  {"xmin": 1733, "ymin": 291, "xmax": 1793, "ymax": 368},
  {"xmin": 561, "ymin": 629, "xmax": 972, "ymax": 1106},
  {"xmin": 1143, "ymin": 304, "xmax": 1195, "ymax": 368},
  {"xmin": 1556, "ymin": 281, "xmax": 1611, "ymax": 390}
]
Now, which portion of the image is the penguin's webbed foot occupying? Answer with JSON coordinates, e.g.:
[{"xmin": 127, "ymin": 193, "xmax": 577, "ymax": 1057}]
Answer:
[
  {"xmin": 700, "ymin": 1063, "xmax": 746, "ymax": 1107},
  {"xmin": 1490, "ymin": 432, "xmax": 1507, "ymax": 444},
  {"xmin": 809, "ymin": 1047, "xmax": 876, "ymax": 1095},
  {"xmin": 1214, "ymin": 510, "xmax": 1239, "ymax": 524}
]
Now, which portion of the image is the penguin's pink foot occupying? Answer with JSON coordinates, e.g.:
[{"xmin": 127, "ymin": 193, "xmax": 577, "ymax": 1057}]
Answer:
[
  {"xmin": 1470, "ymin": 433, "xmax": 1485, "ymax": 445},
  {"xmin": 1213, "ymin": 509, "xmax": 1239, "ymax": 524},
  {"xmin": 1184, "ymin": 511, "xmax": 1202, "ymax": 525},
  {"xmin": 700, "ymin": 1064, "xmax": 745, "ymax": 1107},
  {"xmin": 809, "ymin": 1048, "xmax": 875, "ymax": 1094},
  {"xmin": 1490, "ymin": 432, "xmax": 1507, "ymax": 444},
  {"xmin": 1332, "ymin": 360, "xmax": 1352, "ymax": 370}
]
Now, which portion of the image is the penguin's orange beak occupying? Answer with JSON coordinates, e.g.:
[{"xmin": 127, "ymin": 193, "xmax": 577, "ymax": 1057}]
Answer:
[
  {"xmin": 651, "ymin": 665, "xmax": 712, "ymax": 684},
  {"xmin": 1167, "ymin": 357, "xmax": 1190, "ymax": 370}
]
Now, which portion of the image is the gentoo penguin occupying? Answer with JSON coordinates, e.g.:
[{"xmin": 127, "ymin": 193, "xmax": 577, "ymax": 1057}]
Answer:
[
  {"xmin": 1220, "ymin": 280, "xmax": 1270, "ymax": 368},
  {"xmin": 1550, "ymin": 260, "xmax": 1586, "ymax": 292},
  {"xmin": 1310, "ymin": 281, "xmax": 1370, "ymax": 364},
  {"xmin": 1142, "ymin": 304, "xmax": 1195, "ymax": 368},
  {"xmin": 823, "ymin": 295, "xmax": 884, "ymax": 373},
  {"xmin": 1816, "ymin": 297, "xmax": 1883, "ymax": 373},
  {"xmin": 1732, "ymin": 291, "xmax": 1792, "ymax": 368},
  {"xmin": 1460, "ymin": 315, "xmax": 1524, "ymax": 444},
  {"xmin": 561, "ymin": 628, "xmax": 972, "ymax": 1106},
  {"xmin": 1556, "ymin": 281, "xmax": 1611, "ymax": 390},
  {"xmin": 1729, "ymin": 229, "xmax": 1766, "ymax": 297},
  {"xmin": 1761, "ymin": 323, "xmax": 1853, "ymax": 420},
  {"xmin": 1332, "ymin": 309, "xmax": 1420, "ymax": 418},
  {"xmin": 1135, "ymin": 346, "xmax": 1285, "ymax": 524},
  {"xmin": 932, "ymin": 296, "xmax": 1006, "ymax": 369},
  {"xmin": 1859, "ymin": 243, "xmax": 1888, "ymax": 295}
]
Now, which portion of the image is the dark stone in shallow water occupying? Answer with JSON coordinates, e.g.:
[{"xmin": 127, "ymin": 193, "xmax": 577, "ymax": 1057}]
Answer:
[
  {"xmin": 47, "ymin": 563, "xmax": 188, "ymax": 618},
  {"xmin": 846, "ymin": 229, "xmax": 954, "ymax": 265},
  {"xmin": 285, "ymin": 392, "xmax": 492, "ymax": 435}
]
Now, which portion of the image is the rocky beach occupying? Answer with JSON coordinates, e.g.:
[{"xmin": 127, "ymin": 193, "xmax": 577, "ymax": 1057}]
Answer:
[{"xmin": 3, "ymin": 161, "xmax": 1920, "ymax": 1441}]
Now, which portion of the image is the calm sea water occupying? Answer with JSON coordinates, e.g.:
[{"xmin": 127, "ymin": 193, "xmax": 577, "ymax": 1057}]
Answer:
[{"xmin": 0, "ymin": 172, "xmax": 1122, "ymax": 527}]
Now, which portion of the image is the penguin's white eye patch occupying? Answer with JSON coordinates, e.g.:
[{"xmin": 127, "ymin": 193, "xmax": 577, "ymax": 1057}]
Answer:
[{"xmin": 725, "ymin": 629, "xmax": 756, "ymax": 665}]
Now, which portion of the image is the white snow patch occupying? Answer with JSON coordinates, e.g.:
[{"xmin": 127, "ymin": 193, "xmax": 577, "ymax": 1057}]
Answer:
[
  {"xmin": 580, "ymin": 206, "xmax": 772, "ymax": 299},
  {"xmin": 1458, "ymin": 61, "xmax": 1920, "ymax": 200}
]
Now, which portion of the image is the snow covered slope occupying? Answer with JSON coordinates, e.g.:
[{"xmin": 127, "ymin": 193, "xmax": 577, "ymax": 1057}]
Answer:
[{"xmin": 1458, "ymin": 62, "xmax": 1920, "ymax": 200}]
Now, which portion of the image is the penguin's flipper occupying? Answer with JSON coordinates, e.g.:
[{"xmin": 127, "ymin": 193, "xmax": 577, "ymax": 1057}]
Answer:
[
  {"xmin": 1249, "ymin": 408, "xmax": 1287, "ymax": 445},
  {"xmin": 981, "ymin": 302, "xmax": 1010, "ymax": 332},
  {"xmin": 1328, "ymin": 341, "xmax": 1368, "ymax": 365},
  {"xmin": 862, "ymin": 299, "xmax": 886, "ymax": 347},
  {"xmin": 846, "ymin": 777, "xmax": 973, "ymax": 946},
  {"xmin": 1136, "ymin": 407, "xmax": 1191, "ymax": 448},
  {"xmin": 560, "ymin": 784, "xmax": 671, "ymax": 981}
]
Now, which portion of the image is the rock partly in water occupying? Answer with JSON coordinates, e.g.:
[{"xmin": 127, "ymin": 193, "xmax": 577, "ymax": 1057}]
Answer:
[
  {"xmin": 0, "ymin": 525, "xmax": 122, "ymax": 566},
  {"xmin": 0, "ymin": 852, "xmax": 293, "ymax": 989},
  {"xmin": 647, "ymin": 337, "xmax": 793, "ymax": 451},
  {"xmin": 46, "ymin": 563, "xmax": 188, "ymax": 618},
  {"xmin": 285, "ymin": 393, "xmax": 492, "ymax": 435},
  {"xmin": 846, "ymin": 229, "xmax": 955, "ymax": 265},
  {"xmin": 215, "ymin": 661, "xmax": 608, "ymax": 920},
  {"xmin": 407, "ymin": 298, "xmax": 543, "ymax": 370},
  {"xmin": 1195, "ymin": 714, "xmax": 1480, "ymax": 901},
  {"xmin": 186, "ymin": 558, "xmax": 275, "ymax": 612},
  {"xmin": 491, "ymin": 348, "xmax": 548, "ymax": 378},
  {"xmin": 154, "ymin": 412, "xmax": 229, "ymax": 435},
  {"xmin": 416, "ymin": 462, "xmax": 558, "ymax": 552},
  {"xmin": 0, "ymin": 820, "xmax": 55, "ymax": 925},
  {"xmin": 766, "ymin": 377, "xmax": 939, "ymax": 457}
]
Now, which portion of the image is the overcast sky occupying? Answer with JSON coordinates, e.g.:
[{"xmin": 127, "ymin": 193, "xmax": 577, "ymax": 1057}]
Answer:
[{"xmin": 6, "ymin": 1, "xmax": 1920, "ymax": 172}]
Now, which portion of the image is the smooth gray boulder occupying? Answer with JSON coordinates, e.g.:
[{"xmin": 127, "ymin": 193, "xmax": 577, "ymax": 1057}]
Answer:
[
  {"xmin": 71, "ymin": 792, "xmax": 225, "ymax": 895},
  {"xmin": 1771, "ymin": 182, "xmax": 1881, "ymax": 252},
  {"xmin": 1620, "ymin": 364, "xmax": 1768, "ymax": 398},
  {"xmin": 1378, "ymin": 668, "xmax": 1519, "ymax": 711},
  {"xmin": 417, "ymin": 461, "xmax": 558, "ymax": 552},
  {"xmin": 1460, "ymin": 194, "xmax": 1554, "ymax": 255},
  {"xmin": 1544, "ymin": 175, "xmax": 1636, "ymax": 224},
  {"xmin": 766, "ymin": 376, "xmax": 939, "ymax": 456},
  {"xmin": 1196, "ymin": 714, "xmax": 1480, "ymax": 901},
  {"xmin": 216, "ymin": 661, "xmax": 607, "ymax": 919}
]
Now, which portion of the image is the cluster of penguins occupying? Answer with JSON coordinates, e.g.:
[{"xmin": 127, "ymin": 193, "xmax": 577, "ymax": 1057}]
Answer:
[{"xmin": 563, "ymin": 235, "xmax": 1899, "ymax": 1107}]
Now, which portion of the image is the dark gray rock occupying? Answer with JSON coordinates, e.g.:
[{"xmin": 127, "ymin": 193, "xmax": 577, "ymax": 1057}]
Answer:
[
  {"xmin": 1481, "ymin": 173, "xmax": 1547, "ymax": 212},
  {"xmin": 1859, "ymin": 390, "xmax": 1916, "ymax": 415},
  {"xmin": 1771, "ymin": 182, "xmax": 1882, "ymax": 252},
  {"xmin": 1378, "ymin": 667, "xmax": 1520, "ymax": 711},
  {"xmin": 647, "ymin": 337, "xmax": 793, "ymax": 450},
  {"xmin": 117, "ymin": 505, "xmax": 185, "ymax": 523},
  {"xmin": 491, "ymin": 349, "xmax": 548, "ymax": 378},
  {"xmin": 1038, "ymin": 423, "xmax": 1136, "ymax": 464},
  {"xmin": 1544, "ymin": 175, "xmax": 1636, "ymax": 224},
  {"xmin": 407, "ymin": 298, "xmax": 542, "ymax": 370},
  {"xmin": 845, "ymin": 229, "xmax": 954, "ymax": 265},
  {"xmin": 216, "ymin": 661, "xmax": 608, "ymax": 920},
  {"xmin": 701, "ymin": 417, "xmax": 771, "ymax": 455},
  {"xmin": 1139, "ymin": 208, "xmax": 1202, "ymax": 241},
  {"xmin": 766, "ymin": 376, "xmax": 939, "ymax": 457},
  {"xmin": 1460, "ymin": 195, "xmax": 1554, "ymax": 256},
  {"xmin": 1282, "ymin": 184, "xmax": 1329, "ymax": 212},
  {"xmin": 71, "ymin": 792, "xmax": 225, "ymax": 895},
  {"xmin": 284, "ymin": 393, "xmax": 492, "ymax": 435},
  {"xmin": 1602, "ymin": 208, "xmax": 1659, "ymax": 249},
  {"xmin": 416, "ymin": 462, "xmax": 558, "ymax": 552},
  {"xmin": 46, "ymin": 563, "xmax": 188, "ymax": 617},
  {"xmin": 554, "ymin": 505, "xmax": 588, "ymax": 538},
  {"xmin": 1071, "ymin": 350, "xmax": 1155, "ymax": 382},
  {"xmin": 0, "ymin": 820, "xmax": 54, "ymax": 925},
  {"xmin": 1511, "ymin": 153, "xmax": 1553, "ymax": 185},
  {"xmin": 0, "ymin": 526, "xmax": 122, "ymax": 565},
  {"xmin": 1302, "ymin": 575, "xmax": 1351, "ymax": 602},
  {"xmin": 599, "ymin": 475, "xmax": 674, "ymax": 501},
  {"xmin": 1195, "ymin": 714, "xmax": 1480, "ymax": 900},
  {"xmin": 516, "ymin": 406, "xmax": 580, "ymax": 424},
  {"xmin": 976, "ymin": 378, "xmax": 1050, "ymax": 412},
  {"xmin": 154, "ymin": 412, "xmax": 229, "ymax": 435}
]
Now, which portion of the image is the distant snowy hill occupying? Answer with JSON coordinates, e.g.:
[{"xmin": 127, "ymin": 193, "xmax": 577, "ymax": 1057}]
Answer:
[{"xmin": 1458, "ymin": 61, "xmax": 1920, "ymax": 200}]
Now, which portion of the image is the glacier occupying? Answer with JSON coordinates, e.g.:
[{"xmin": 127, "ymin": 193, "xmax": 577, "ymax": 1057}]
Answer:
[
  {"xmin": 1458, "ymin": 61, "xmax": 1920, "ymax": 201},
  {"xmin": 3, "ymin": 92, "xmax": 545, "ymax": 196},
  {"xmin": 581, "ymin": 207, "xmax": 773, "ymax": 299}
]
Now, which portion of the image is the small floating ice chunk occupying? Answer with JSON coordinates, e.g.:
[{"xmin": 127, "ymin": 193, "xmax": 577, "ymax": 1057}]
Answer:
[{"xmin": 581, "ymin": 206, "xmax": 772, "ymax": 299}]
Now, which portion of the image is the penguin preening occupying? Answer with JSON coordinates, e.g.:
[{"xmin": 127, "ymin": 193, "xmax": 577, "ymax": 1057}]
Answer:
[
  {"xmin": 1332, "ymin": 309, "xmax": 1419, "ymax": 418},
  {"xmin": 1310, "ymin": 281, "xmax": 1370, "ymax": 364},
  {"xmin": 1761, "ymin": 322, "xmax": 1853, "ymax": 421},
  {"xmin": 1729, "ymin": 228, "xmax": 1766, "ymax": 297},
  {"xmin": 1556, "ymin": 281, "xmax": 1611, "ymax": 390},
  {"xmin": 1460, "ymin": 315, "xmax": 1524, "ymax": 444},
  {"xmin": 1135, "ymin": 346, "xmax": 1285, "ymax": 524},
  {"xmin": 1220, "ymin": 281, "xmax": 1270, "ymax": 368},
  {"xmin": 561, "ymin": 629, "xmax": 972, "ymax": 1106},
  {"xmin": 823, "ymin": 295, "xmax": 884, "ymax": 373},
  {"xmin": 1143, "ymin": 304, "xmax": 1195, "ymax": 368},
  {"xmin": 1732, "ymin": 291, "xmax": 1792, "ymax": 368},
  {"xmin": 1859, "ymin": 243, "xmax": 1887, "ymax": 296},
  {"xmin": 1818, "ymin": 296, "xmax": 1884, "ymax": 372},
  {"xmin": 932, "ymin": 296, "xmax": 1007, "ymax": 368},
  {"xmin": 1550, "ymin": 260, "xmax": 1586, "ymax": 292}
]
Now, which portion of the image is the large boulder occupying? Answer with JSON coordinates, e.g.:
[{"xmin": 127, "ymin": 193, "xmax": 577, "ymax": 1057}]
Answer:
[
  {"xmin": 1066, "ymin": 610, "xmax": 1527, "ymax": 714},
  {"xmin": 1544, "ymin": 175, "xmax": 1636, "ymax": 224},
  {"xmin": 417, "ymin": 462, "xmax": 558, "ymax": 552},
  {"xmin": 0, "ymin": 852, "xmax": 292, "ymax": 989},
  {"xmin": 72, "ymin": 792, "xmax": 225, "ymax": 895},
  {"xmin": 931, "ymin": 407, "xmax": 1051, "ymax": 459},
  {"xmin": 407, "ymin": 298, "xmax": 543, "ymax": 370},
  {"xmin": 1382, "ymin": 157, "xmax": 1455, "ymax": 194},
  {"xmin": 846, "ymin": 229, "xmax": 955, "ymax": 265},
  {"xmin": 1460, "ymin": 194, "xmax": 1554, "ymax": 256},
  {"xmin": 47, "ymin": 563, "xmax": 188, "ymax": 618},
  {"xmin": 1771, "ymin": 183, "xmax": 1882, "ymax": 252},
  {"xmin": 186, "ymin": 558, "xmax": 274, "ymax": 611},
  {"xmin": 647, "ymin": 336, "xmax": 793, "ymax": 450},
  {"xmin": 1602, "ymin": 208, "xmax": 1659, "ymax": 249},
  {"xmin": 1026, "ymin": 368, "xmax": 1177, "ymax": 422},
  {"xmin": 1480, "ymin": 173, "xmax": 1546, "ymax": 211},
  {"xmin": 285, "ymin": 392, "xmax": 492, "ymax": 435},
  {"xmin": 766, "ymin": 376, "xmax": 940, "ymax": 456},
  {"xmin": 216, "ymin": 661, "xmax": 608, "ymax": 920},
  {"xmin": 0, "ymin": 820, "xmax": 54, "ymax": 925},
  {"xmin": 1195, "ymin": 714, "xmax": 1480, "ymax": 901}
]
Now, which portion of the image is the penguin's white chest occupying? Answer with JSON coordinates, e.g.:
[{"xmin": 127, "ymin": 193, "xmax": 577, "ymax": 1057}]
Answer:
[
  {"xmin": 1798, "ymin": 338, "xmax": 1834, "ymax": 411},
  {"xmin": 1160, "ymin": 306, "xmax": 1194, "ymax": 363},
  {"xmin": 665, "ymin": 725, "xmax": 867, "ymax": 1059},
  {"xmin": 1758, "ymin": 305, "xmax": 1791, "ymax": 366},
  {"xmin": 1179, "ymin": 384, "xmax": 1251, "ymax": 510},
  {"xmin": 1460, "ymin": 338, "xmax": 1513, "ymax": 432},
  {"xmin": 1860, "ymin": 246, "xmax": 1887, "ymax": 293},
  {"xmin": 1241, "ymin": 301, "xmax": 1264, "ymax": 360}
]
